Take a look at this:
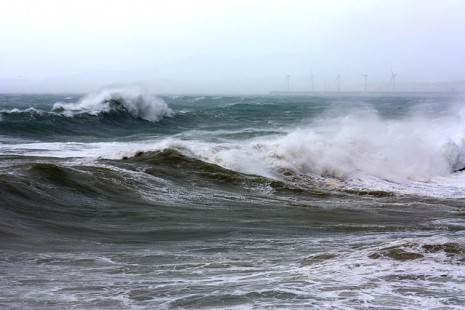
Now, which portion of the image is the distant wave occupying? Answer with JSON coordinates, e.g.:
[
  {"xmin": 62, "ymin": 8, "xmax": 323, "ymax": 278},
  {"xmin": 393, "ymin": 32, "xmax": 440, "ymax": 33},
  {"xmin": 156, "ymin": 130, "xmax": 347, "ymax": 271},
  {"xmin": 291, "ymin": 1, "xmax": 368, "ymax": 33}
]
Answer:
[
  {"xmin": 0, "ymin": 87, "xmax": 173, "ymax": 139},
  {"xmin": 0, "ymin": 107, "xmax": 45, "ymax": 115},
  {"xmin": 52, "ymin": 86, "xmax": 172, "ymax": 122}
]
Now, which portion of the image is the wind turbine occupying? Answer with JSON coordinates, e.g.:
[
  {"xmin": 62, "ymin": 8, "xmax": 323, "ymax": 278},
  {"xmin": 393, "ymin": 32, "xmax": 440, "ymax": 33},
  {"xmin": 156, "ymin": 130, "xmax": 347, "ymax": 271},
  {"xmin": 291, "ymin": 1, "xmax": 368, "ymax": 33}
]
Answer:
[
  {"xmin": 286, "ymin": 75, "xmax": 290, "ymax": 92},
  {"xmin": 361, "ymin": 74, "xmax": 368, "ymax": 92},
  {"xmin": 389, "ymin": 70, "xmax": 397, "ymax": 92},
  {"xmin": 335, "ymin": 74, "xmax": 340, "ymax": 92},
  {"xmin": 309, "ymin": 70, "xmax": 314, "ymax": 92}
]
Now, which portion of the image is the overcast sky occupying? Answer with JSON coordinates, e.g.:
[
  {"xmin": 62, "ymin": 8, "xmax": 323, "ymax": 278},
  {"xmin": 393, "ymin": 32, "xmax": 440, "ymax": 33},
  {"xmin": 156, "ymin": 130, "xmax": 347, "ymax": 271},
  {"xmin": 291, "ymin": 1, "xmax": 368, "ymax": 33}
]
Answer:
[{"xmin": 1, "ymin": 0, "xmax": 464, "ymax": 93}]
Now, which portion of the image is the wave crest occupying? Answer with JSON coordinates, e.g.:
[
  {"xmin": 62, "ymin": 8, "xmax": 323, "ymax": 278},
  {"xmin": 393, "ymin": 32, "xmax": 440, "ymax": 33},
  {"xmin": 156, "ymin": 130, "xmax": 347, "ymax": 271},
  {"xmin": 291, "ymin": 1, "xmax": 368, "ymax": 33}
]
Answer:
[
  {"xmin": 108, "ymin": 104, "xmax": 465, "ymax": 187},
  {"xmin": 52, "ymin": 86, "xmax": 172, "ymax": 122}
]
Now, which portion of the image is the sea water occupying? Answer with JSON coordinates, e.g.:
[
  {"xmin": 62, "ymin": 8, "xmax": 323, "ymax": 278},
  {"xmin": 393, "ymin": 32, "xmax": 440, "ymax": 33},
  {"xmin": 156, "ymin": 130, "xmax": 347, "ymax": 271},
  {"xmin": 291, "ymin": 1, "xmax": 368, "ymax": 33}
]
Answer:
[{"xmin": 1, "ymin": 87, "xmax": 465, "ymax": 308}]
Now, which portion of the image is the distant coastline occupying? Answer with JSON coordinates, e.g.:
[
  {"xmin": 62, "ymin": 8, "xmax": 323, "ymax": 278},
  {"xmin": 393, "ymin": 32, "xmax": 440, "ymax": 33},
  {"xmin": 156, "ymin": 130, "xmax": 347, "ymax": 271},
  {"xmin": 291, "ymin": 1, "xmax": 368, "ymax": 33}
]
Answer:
[{"xmin": 269, "ymin": 90, "xmax": 464, "ymax": 98}]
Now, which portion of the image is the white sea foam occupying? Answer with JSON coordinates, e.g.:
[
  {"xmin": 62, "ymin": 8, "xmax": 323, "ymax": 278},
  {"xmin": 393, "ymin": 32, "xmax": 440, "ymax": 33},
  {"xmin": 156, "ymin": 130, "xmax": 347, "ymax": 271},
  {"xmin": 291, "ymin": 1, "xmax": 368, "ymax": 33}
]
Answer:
[
  {"xmin": 295, "ymin": 233, "xmax": 465, "ymax": 308},
  {"xmin": 52, "ymin": 86, "xmax": 172, "ymax": 122},
  {"xmin": 275, "ymin": 106, "xmax": 465, "ymax": 179},
  {"xmin": 0, "ymin": 107, "xmax": 44, "ymax": 115}
]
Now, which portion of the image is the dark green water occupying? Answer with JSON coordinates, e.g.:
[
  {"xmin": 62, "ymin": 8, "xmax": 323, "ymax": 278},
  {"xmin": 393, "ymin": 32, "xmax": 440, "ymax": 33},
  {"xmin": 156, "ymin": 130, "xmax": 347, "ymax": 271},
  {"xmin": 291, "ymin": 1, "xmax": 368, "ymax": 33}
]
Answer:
[{"xmin": 1, "ymin": 88, "xmax": 465, "ymax": 308}]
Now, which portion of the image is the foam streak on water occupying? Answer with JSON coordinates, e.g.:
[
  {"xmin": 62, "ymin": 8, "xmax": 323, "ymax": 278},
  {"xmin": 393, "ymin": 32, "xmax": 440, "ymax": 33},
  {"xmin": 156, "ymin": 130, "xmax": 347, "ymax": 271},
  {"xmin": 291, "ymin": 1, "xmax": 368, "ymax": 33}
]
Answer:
[{"xmin": 2, "ymin": 234, "xmax": 464, "ymax": 309}]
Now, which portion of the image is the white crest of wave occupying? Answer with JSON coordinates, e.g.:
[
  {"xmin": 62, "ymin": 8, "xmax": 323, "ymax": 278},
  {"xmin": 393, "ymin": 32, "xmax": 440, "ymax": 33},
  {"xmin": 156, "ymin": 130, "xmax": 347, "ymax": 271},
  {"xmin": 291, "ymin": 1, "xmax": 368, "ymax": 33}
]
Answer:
[
  {"xmin": 139, "ymin": 105, "xmax": 465, "ymax": 183},
  {"xmin": 1, "ymin": 107, "xmax": 43, "ymax": 114},
  {"xmin": 52, "ymin": 86, "xmax": 172, "ymax": 122},
  {"xmin": 268, "ymin": 107, "xmax": 465, "ymax": 181}
]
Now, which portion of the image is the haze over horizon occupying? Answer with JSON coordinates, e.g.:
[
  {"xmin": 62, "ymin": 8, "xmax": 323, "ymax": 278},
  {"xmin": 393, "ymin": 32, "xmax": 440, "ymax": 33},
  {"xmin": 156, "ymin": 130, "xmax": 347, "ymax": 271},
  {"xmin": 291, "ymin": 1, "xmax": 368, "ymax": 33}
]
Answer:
[{"xmin": 1, "ymin": 0, "xmax": 464, "ymax": 94}]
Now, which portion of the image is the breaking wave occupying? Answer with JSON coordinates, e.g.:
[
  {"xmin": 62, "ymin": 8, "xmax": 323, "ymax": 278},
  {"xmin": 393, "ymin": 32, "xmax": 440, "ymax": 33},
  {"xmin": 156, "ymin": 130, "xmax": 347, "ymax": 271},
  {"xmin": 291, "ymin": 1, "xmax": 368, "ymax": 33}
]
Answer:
[
  {"xmin": 101, "ymin": 103, "xmax": 465, "ymax": 198},
  {"xmin": 52, "ymin": 86, "xmax": 172, "ymax": 122},
  {"xmin": 111, "ymin": 104, "xmax": 465, "ymax": 182}
]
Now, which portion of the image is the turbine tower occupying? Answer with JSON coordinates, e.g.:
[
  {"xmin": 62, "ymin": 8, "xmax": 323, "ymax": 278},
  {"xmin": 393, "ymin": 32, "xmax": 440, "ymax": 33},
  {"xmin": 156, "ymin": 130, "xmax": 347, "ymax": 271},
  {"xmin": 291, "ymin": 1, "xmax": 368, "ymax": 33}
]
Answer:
[
  {"xmin": 286, "ymin": 75, "xmax": 290, "ymax": 92},
  {"xmin": 335, "ymin": 74, "xmax": 340, "ymax": 92},
  {"xmin": 361, "ymin": 74, "xmax": 368, "ymax": 92},
  {"xmin": 309, "ymin": 70, "xmax": 314, "ymax": 92},
  {"xmin": 390, "ymin": 70, "xmax": 397, "ymax": 92}
]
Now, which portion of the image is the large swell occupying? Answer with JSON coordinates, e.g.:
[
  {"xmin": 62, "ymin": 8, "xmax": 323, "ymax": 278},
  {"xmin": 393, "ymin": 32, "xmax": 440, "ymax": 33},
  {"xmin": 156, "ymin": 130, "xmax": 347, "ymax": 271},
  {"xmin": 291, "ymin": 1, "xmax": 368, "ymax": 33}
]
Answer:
[{"xmin": 0, "ymin": 86, "xmax": 172, "ymax": 140}]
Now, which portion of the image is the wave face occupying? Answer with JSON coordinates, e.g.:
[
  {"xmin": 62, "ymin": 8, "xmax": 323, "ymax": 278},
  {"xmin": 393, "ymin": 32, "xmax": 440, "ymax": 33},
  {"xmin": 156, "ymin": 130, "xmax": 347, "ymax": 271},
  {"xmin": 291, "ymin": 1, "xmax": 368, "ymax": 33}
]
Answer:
[
  {"xmin": 52, "ymin": 86, "xmax": 172, "ymax": 121},
  {"xmin": 0, "ymin": 87, "xmax": 173, "ymax": 140},
  {"xmin": 1, "ymin": 92, "xmax": 465, "ymax": 309}
]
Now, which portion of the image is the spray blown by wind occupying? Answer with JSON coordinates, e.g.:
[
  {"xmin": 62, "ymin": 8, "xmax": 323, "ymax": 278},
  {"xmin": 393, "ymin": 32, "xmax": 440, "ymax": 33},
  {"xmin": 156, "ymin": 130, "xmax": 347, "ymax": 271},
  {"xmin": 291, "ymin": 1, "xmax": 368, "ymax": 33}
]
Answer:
[
  {"xmin": 271, "ymin": 107, "xmax": 465, "ymax": 180},
  {"xmin": 120, "ymin": 103, "xmax": 465, "ymax": 184}
]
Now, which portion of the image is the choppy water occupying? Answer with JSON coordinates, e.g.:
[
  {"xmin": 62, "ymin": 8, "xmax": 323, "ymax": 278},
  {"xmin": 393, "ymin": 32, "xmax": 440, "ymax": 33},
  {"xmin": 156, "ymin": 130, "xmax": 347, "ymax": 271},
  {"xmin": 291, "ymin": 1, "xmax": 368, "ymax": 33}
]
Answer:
[{"xmin": 1, "ymin": 87, "xmax": 465, "ymax": 308}]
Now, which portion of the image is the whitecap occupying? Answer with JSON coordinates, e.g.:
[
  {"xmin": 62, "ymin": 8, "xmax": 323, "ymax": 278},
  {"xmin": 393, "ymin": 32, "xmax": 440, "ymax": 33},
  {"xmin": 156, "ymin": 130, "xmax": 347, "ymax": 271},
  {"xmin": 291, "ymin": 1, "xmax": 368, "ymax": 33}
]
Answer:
[{"xmin": 51, "ymin": 86, "xmax": 172, "ymax": 122}]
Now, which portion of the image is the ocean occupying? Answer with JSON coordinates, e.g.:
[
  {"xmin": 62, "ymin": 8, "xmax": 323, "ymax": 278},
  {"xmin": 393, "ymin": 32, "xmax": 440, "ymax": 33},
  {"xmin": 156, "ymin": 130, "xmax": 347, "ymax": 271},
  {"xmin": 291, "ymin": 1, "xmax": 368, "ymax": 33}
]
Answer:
[{"xmin": 1, "ymin": 86, "xmax": 465, "ymax": 309}]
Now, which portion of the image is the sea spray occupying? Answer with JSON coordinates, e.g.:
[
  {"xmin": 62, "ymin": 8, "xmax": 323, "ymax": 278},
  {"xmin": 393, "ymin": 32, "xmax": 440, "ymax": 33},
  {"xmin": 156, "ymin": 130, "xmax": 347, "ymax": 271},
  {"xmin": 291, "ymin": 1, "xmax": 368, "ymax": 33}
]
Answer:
[
  {"xmin": 52, "ymin": 86, "xmax": 172, "ymax": 122},
  {"xmin": 109, "ymin": 104, "xmax": 465, "ymax": 182},
  {"xmin": 271, "ymin": 107, "xmax": 465, "ymax": 180}
]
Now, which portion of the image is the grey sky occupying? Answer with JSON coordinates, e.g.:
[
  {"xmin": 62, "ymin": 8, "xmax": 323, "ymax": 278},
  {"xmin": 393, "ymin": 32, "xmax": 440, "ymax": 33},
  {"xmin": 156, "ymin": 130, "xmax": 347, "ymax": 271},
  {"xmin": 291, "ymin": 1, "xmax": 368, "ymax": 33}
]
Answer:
[{"xmin": 1, "ymin": 0, "xmax": 464, "ymax": 93}]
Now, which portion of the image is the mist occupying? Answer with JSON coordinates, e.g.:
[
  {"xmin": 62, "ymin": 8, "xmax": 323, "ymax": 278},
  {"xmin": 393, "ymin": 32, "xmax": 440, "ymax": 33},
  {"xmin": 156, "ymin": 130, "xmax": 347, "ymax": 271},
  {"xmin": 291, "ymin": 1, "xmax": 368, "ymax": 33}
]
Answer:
[{"xmin": 1, "ymin": 0, "xmax": 464, "ymax": 94}]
